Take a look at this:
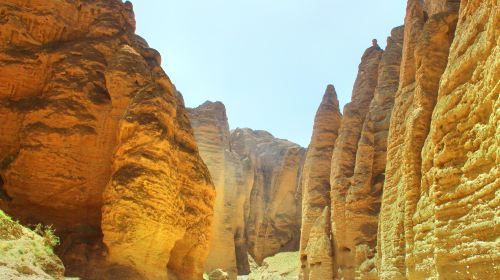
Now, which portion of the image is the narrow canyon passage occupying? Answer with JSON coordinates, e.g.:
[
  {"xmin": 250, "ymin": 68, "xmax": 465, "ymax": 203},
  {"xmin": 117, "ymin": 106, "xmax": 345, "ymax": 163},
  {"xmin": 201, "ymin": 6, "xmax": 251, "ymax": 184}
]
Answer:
[{"xmin": 0, "ymin": 0, "xmax": 498, "ymax": 280}]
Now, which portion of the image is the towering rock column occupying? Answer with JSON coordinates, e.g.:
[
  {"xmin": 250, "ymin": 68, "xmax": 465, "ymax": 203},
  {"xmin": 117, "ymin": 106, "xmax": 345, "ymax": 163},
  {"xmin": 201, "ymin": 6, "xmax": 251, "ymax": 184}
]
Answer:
[
  {"xmin": 378, "ymin": 0, "xmax": 460, "ymax": 279},
  {"xmin": 345, "ymin": 26, "xmax": 404, "ymax": 279},
  {"xmin": 299, "ymin": 85, "xmax": 342, "ymax": 280},
  {"xmin": 329, "ymin": 42, "xmax": 383, "ymax": 279},
  {"xmin": 187, "ymin": 101, "xmax": 247, "ymax": 278}
]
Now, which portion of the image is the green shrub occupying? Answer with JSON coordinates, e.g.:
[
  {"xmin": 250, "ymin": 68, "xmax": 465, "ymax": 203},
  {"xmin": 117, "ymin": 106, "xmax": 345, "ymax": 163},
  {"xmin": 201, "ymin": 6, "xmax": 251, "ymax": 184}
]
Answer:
[{"xmin": 33, "ymin": 224, "xmax": 60, "ymax": 249}]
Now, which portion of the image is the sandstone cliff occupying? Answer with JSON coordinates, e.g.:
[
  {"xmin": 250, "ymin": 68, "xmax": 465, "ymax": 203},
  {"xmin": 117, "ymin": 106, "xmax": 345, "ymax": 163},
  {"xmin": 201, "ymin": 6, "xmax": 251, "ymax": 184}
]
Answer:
[
  {"xmin": 188, "ymin": 104, "xmax": 305, "ymax": 276},
  {"xmin": 187, "ymin": 102, "xmax": 254, "ymax": 278},
  {"xmin": 322, "ymin": 0, "xmax": 498, "ymax": 279},
  {"xmin": 0, "ymin": 1, "xmax": 215, "ymax": 279},
  {"xmin": 344, "ymin": 26, "xmax": 404, "ymax": 279},
  {"xmin": 379, "ymin": 0, "xmax": 499, "ymax": 278},
  {"xmin": 329, "ymin": 41, "xmax": 383, "ymax": 279},
  {"xmin": 231, "ymin": 128, "xmax": 305, "ymax": 266},
  {"xmin": 299, "ymin": 85, "xmax": 341, "ymax": 280}
]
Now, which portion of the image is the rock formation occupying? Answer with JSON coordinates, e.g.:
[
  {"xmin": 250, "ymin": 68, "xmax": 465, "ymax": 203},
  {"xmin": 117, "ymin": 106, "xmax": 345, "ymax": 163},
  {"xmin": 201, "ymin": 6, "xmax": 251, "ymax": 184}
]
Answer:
[
  {"xmin": 298, "ymin": 85, "xmax": 341, "ymax": 280},
  {"xmin": 0, "ymin": 210, "xmax": 65, "ymax": 279},
  {"xmin": 329, "ymin": 40, "xmax": 383, "ymax": 279},
  {"xmin": 231, "ymin": 128, "xmax": 305, "ymax": 265},
  {"xmin": 188, "ymin": 103, "xmax": 306, "ymax": 276},
  {"xmin": 344, "ymin": 26, "xmax": 404, "ymax": 279},
  {"xmin": 187, "ymin": 102, "xmax": 253, "ymax": 278},
  {"xmin": 303, "ymin": 207, "xmax": 334, "ymax": 280},
  {"xmin": 378, "ymin": 0, "xmax": 460, "ymax": 278},
  {"xmin": 379, "ymin": 0, "xmax": 499, "ymax": 278},
  {"xmin": 321, "ymin": 0, "xmax": 498, "ymax": 279},
  {"xmin": 0, "ymin": 1, "xmax": 215, "ymax": 279}
]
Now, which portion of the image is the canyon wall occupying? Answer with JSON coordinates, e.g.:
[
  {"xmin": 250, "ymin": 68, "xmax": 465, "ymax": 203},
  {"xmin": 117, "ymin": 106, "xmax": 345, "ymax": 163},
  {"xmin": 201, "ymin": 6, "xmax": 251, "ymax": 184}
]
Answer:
[
  {"xmin": 379, "ymin": 0, "xmax": 499, "ymax": 278},
  {"xmin": 299, "ymin": 85, "xmax": 341, "ymax": 280},
  {"xmin": 0, "ymin": 1, "xmax": 215, "ymax": 279},
  {"xmin": 302, "ymin": 0, "xmax": 499, "ymax": 279},
  {"xmin": 187, "ymin": 102, "xmax": 254, "ymax": 278},
  {"xmin": 378, "ymin": 0, "xmax": 460, "ymax": 278},
  {"xmin": 329, "ymin": 41, "xmax": 383, "ymax": 279},
  {"xmin": 188, "ymin": 104, "xmax": 305, "ymax": 277},
  {"xmin": 231, "ymin": 128, "xmax": 305, "ymax": 266}
]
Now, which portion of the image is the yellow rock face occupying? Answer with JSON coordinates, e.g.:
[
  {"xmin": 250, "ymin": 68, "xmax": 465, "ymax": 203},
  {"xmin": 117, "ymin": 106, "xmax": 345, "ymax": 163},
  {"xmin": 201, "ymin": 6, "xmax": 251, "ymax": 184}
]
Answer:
[
  {"xmin": 329, "ymin": 43, "xmax": 383, "ymax": 279},
  {"xmin": 0, "ymin": 1, "xmax": 215, "ymax": 279},
  {"xmin": 346, "ymin": 26, "xmax": 404, "ymax": 280},
  {"xmin": 378, "ymin": 0, "xmax": 460, "ymax": 279},
  {"xmin": 188, "ymin": 103, "xmax": 306, "ymax": 275},
  {"xmin": 188, "ymin": 101, "xmax": 249, "ymax": 278},
  {"xmin": 299, "ymin": 85, "xmax": 341, "ymax": 280},
  {"xmin": 379, "ymin": 0, "xmax": 499, "ymax": 279}
]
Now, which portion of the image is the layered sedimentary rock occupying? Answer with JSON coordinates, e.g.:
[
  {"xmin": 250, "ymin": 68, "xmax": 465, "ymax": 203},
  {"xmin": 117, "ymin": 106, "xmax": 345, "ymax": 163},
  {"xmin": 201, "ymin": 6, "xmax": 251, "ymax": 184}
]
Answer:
[
  {"xmin": 298, "ymin": 85, "xmax": 341, "ymax": 280},
  {"xmin": 380, "ymin": 0, "xmax": 499, "ymax": 279},
  {"xmin": 187, "ymin": 102, "xmax": 253, "ymax": 278},
  {"xmin": 329, "ymin": 42, "xmax": 383, "ymax": 279},
  {"xmin": 188, "ymin": 103, "xmax": 305, "ymax": 276},
  {"xmin": 0, "ymin": 1, "xmax": 215, "ymax": 279},
  {"xmin": 231, "ymin": 128, "xmax": 305, "ymax": 265},
  {"xmin": 342, "ymin": 26, "xmax": 404, "ymax": 279},
  {"xmin": 378, "ymin": 0, "xmax": 460, "ymax": 279},
  {"xmin": 303, "ymin": 207, "xmax": 334, "ymax": 280}
]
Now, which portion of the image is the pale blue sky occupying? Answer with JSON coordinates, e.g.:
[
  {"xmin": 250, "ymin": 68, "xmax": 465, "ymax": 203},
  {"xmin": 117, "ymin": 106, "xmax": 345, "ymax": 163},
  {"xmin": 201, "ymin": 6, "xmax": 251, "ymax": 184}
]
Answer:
[{"xmin": 129, "ymin": 0, "xmax": 406, "ymax": 147}]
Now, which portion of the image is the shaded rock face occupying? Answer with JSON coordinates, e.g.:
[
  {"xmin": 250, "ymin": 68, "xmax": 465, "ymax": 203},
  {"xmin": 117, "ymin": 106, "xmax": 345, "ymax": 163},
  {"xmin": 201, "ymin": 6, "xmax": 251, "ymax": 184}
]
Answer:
[
  {"xmin": 298, "ymin": 85, "xmax": 341, "ymax": 280},
  {"xmin": 380, "ymin": 0, "xmax": 499, "ymax": 279},
  {"xmin": 0, "ymin": 1, "xmax": 215, "ymax": 279},
  {"xmin": 231, "ymin": 128, "xmax": 305, "ymax": 266},
  {"xmin": 188, "ymin": 104, "xmax": 305, "ymax": 276},
  {"xmin": 329, "ymin": 42, "xmax": 384, "ymax": 279}
]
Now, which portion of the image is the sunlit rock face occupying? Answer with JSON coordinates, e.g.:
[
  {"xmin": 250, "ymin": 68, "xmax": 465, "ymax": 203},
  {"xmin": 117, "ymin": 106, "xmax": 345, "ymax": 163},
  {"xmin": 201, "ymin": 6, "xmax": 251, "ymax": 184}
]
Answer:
[
  {"xmin": 298, "ymin": 85, "xmax": 341, "ymax": 280},
  {"xmin": 187, "ymin": 101, "xmax": 252, "ymax": 278},
  {"xmin": 329, "ymin": 42, "xmax": 383, "ymax": 279},
  {"xmin": 188, "ymin": 103, "xmax": 306, "ymax": 275},
  {"xmin": 378, "ymin": 0, "xmax": 460, "ymax": 279},
  {"xmin": 0, "ymin": 1, "xmax": 215, "ymax": 279},
  {"xmin": 343, "ymin": 25, "xmax": 404, "ymax": 279},
  {"xmin": 380, "ymin": 0, "xmax": 499, "ymax": 279}
]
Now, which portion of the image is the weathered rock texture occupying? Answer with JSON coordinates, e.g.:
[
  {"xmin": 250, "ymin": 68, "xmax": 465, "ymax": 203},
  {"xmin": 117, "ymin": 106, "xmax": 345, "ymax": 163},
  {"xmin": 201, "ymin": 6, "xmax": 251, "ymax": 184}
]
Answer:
[
  {"xmin": 298, "ymin": 85, "xmax": 341, "ymax": 280},
  {"xmin": 344, "ymin": 26, "xmax": 404, "ymax": 279},
  {"xmin": 379, "ymin": 0, "xmax": 499, "ymax": 279},
  {"xmin": 378, "ymin": 0, "xmax": 459, "ymax": 279},
  {"xmin": 0, "ymin": 210, "xmax": 65, "ymax": 280},
  {"xmin": 303, "ymin": 207, "xmax": 334, "ymax": 280},
  {"xmin": 187, "ymin": 102, "xmax": 254, "ymax": 278},
  {"xmin": 188, "ymin": 104, "xmax": 305, "ymax": 276},
  {"xmin": 0, "ymin": 1, "xmax": 215, "ymax": 279},
  {"xmin": 231, "ymin": 128, "xmax": 305, "ymax": 266},
  {"xmin": 329, "ymin": 42, "xmax": 384, "ymax": 279}
]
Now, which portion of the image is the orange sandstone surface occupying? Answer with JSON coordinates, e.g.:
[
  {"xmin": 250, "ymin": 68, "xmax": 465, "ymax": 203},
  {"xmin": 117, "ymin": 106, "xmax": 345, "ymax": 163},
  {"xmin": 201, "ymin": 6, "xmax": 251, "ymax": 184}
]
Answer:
[{"xmin": 0, "ymin": 1, "xmax": 214, "ymax": 279}]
